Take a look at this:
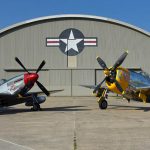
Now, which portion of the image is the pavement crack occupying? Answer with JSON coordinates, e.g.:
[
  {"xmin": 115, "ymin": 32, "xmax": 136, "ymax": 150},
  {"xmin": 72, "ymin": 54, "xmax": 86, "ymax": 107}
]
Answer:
[
  {"xmin": 74, "ymin": 131, "xmax": 77, "ymax": 150},
  {"xmin": 73, "ymin": 99, "xmax": 77, "ymax": 150}
]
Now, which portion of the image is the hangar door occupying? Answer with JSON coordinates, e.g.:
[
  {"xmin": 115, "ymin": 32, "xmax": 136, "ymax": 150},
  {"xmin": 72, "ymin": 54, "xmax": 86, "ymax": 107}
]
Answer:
[
  {"xmin": 49, "ymin": 69, "xmax": 95, "ymax": 96},
  {"xmin": 95, "ymin": 70, "xmax": 105, "ymax": 85},
  {"xmin": 49, "ymin": 70, "xmax": 71, "ymax": 96},
  {"xmin": 72, "ymin": 69, "xmax": 95, "ymax": 96}
]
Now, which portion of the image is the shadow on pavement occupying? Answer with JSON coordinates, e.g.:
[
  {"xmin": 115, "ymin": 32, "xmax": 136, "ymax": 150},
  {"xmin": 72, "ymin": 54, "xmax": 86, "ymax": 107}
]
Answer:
[
  {"xmin": 108, "ymin": 104, "xmax": 150, "ymax": 112},
  {"xmin": 0, "ymin": 106, "xmax": 90, "ymax": 115}
]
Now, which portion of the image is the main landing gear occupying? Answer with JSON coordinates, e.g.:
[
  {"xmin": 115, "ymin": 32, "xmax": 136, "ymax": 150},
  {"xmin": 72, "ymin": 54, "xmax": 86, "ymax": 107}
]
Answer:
[
  {"xmin": 97, "ymin": 88, "xmax": 108, "ymax": 109},
  {"xmin": 98, "ymin": 98, "xmax": 108, "ymax": 109},
  {"xmin": 31, "ymin": 94, "xmax": 41, "ymax": 111},
  {"xmin": 31, "ymin": 103, "xmax": 41, "ymax": 111}
]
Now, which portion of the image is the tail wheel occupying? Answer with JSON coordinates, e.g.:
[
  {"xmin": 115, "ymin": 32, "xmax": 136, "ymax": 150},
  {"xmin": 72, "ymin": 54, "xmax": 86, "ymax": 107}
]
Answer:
[{"xmin": 99, "ymin": 99, "xmax": 108, "ymax": 109}]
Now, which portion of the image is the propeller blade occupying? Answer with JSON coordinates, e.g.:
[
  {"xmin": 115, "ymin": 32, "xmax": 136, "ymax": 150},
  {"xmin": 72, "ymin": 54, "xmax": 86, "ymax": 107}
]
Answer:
[
  {"xmin": 112, "ymin": 51, "xmax": 128, "ymax": 70},
  {"xmin": 15, "ymin": 57, "xmax": 30, "ymax": 73},
  {"xmin": 93, "ymin": 77, "xmax": 106, "ymax": 93},
  {"xmin": 36, "ymin": 60, "xmax": 46, "ymax": 73},
  {"xmin": 114, "ymin": 79, "xmax": 123, "ymax": 94},
  {"xmin": 96, "ymin": 56, "xmax": 108, "ymax": 70},
  {"xmin": 36, "ymin": 80, "xmax": 49, "ymax": 96}
]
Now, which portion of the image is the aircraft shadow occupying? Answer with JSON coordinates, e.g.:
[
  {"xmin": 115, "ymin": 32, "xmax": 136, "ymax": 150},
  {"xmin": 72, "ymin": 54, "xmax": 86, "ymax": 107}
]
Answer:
[
  {"xmin": 42, "ymin": 106, "xmax": 90, "ymax": 111},
  {"xmin": 108, "ymin": 104, "xmax": 150, "ymax": 112},
  {"xmin": 0, "ymin": 106, "xmax": 90, "ymax": 115}
]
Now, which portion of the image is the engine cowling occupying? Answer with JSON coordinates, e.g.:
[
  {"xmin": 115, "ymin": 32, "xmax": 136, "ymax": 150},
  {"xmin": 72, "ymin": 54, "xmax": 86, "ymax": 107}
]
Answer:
[
  {"xmin": 106, "ymin": 68, "xmax": 130, "ymax": 94},
  {"xmin": 25, "ymin": 96, "xmax": 46, "ymax": 106}
]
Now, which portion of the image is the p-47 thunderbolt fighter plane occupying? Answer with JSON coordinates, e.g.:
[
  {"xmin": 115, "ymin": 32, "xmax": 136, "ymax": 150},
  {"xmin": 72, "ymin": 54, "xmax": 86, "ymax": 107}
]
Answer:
[
  {"xmin": 0, "ymin": 57, "xmax": 63, "ymax": 111},
  {"xmin": 82, "ymin": 51, "xmax": 150, "ymax": 109}
]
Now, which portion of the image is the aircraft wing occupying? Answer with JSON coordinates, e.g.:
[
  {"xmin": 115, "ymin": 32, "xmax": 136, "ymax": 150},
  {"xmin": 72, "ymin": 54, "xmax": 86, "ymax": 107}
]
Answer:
[
  {"xmin": 27, "ymin": 89, "xmax": 64, "ymax": 96},
  {"xmin": 0, "ymin": 93, "xmax": 16, "ymax": 98},
  {"xmin": 0, "ymin": 94, "xmax": 25, "ymax": 107},
  {"xmin": 80, "ymin": 85, "xmax": 108, "ymax": 90},
  {"xmin": 80, "ymin": 85, "xmax": 97, "ymax": 89}
]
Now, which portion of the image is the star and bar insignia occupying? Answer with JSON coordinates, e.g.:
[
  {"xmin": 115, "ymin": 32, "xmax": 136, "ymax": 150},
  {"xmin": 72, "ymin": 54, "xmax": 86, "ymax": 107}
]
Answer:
[{"xmin": 46, "ymin": 28, "xmax": 97, "ymax": 56}]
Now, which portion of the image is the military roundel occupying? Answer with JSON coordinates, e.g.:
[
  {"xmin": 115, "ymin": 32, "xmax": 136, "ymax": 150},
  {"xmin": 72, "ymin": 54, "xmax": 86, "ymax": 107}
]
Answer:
[{"xmin": 46, "ymin": 28, "xmax": 97, "ymax": 56}]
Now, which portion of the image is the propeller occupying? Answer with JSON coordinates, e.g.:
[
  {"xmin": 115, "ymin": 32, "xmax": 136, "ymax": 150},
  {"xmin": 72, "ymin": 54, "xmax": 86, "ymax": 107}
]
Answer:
[
  {"xmin": 15, "ymin": 57, "xmax": 49, "ymax": 96},
  {"xmin": 93, "ymin": 51, "xmax": 128, "ymax": 94},
  {"xmin": 112, "ymin": 51, "xmax": 128, "ymax": 71},
  {"xmin": 36, "ymin": 60, "xmax": 46, "ymax": 73},
  {"xmin": 114, "ymin": 79, "xmax": 123, "ymax": 93},
  {"xmin": 96, "ymin": 56, "xmax": 108, "ymax": 70},
  {"xmin": 15, "ymin": 57, "xmax": 30, "ymax": 74},
  {"xmin": 36, "ymin": 80, "xmax": 49, "ymax": 96},
  {"xmin": 93, "ymin": 77, "xmax": 106, "ymax": 93}
]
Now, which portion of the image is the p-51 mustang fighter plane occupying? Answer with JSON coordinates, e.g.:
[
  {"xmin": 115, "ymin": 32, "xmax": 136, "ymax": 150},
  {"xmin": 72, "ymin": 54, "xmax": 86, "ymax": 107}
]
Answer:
[
  {"xmin": 82, "ymin": 51, "xmax": 150, "ymax": 109},
  {"xmin": 0, "ymin": 57, "xmax": 63, "ymax": 111}
]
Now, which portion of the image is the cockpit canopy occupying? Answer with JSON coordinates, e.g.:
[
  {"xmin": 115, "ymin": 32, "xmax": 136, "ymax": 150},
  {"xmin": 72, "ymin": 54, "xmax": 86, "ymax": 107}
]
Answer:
[{"xmin": 129, "ymin": 70, "xmax": 150, "ymax": 88}]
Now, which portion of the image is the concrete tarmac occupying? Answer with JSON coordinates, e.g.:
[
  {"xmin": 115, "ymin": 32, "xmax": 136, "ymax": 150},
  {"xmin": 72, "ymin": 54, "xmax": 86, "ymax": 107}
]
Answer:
[{"xmin": 0, "ymin": 96, "xmax": 150, "ymax": 150}]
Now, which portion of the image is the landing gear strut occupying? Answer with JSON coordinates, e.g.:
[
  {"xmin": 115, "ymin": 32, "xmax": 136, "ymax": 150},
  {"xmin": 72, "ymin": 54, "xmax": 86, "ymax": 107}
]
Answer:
[
  {"xmin": 97, "ymin": 88, "xmax": 108, "ymax": 109},
  {"xmin": 31, "ymin": 94, "xmax": 41, "ymax": 111},
  {"xmin": 31, "ymin": 103, "xmax": 41, "ymax": 111}
]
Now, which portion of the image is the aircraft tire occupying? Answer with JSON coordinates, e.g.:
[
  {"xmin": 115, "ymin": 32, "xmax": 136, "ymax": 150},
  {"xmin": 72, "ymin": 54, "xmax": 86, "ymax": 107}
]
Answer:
[{"xmin": 99, "ymin": 99, "xmax": 108, "ymax": 109}]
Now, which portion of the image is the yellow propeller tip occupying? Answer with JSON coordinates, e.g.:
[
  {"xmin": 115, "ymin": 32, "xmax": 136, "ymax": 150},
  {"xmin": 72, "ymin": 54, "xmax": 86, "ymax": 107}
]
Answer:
[
  {"xmin": 122, "ymin": 91, "xmax": 125, "ymax": 95},
  {"xmin": 96, "ymin": 56, "xmax": 99, "ymax": 59},
  {"xmin": 92, "ymin": 92, "xmax": 96, "ymax": 96},
  {"xmin": 126, "ymin": 50, "xmax": 129, "ymax": 53}
]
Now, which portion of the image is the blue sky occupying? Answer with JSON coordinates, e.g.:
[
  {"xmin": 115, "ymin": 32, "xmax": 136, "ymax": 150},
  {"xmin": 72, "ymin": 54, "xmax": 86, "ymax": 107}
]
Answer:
[{"xmin": 0, "ymin": 0, "xmax": 150, "ymax": 32}]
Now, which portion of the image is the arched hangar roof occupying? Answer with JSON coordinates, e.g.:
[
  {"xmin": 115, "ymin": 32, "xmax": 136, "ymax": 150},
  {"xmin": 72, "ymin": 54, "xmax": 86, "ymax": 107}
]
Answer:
[{"xmin": 0, "ymin": 14, "xmax": 150, "ymax": 37}]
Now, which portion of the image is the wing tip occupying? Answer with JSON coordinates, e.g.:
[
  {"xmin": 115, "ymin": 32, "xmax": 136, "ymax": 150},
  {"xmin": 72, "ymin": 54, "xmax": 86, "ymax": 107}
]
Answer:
[
  {"xmin": 96, "ymin": 56, "xmax": 99, "ymax": 59},
  {"xmin": 92, "ymin": 91, "xmax": 96, "ymax": 95},
  {"xmin": 125, "ymin": 50, "xmax": 129, "ymax": 54}
]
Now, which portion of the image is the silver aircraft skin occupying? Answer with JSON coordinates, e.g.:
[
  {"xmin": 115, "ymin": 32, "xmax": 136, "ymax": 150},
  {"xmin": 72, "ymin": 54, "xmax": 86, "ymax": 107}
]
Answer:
[
  {"xmin": 0, "ymin": 57, "xmax": 63, "ymax": 111},
  {"xmin": 129, "ymin": 70, "xmax": 150, "ymax": 89},
  {"xmin": 0, "ymin": 75, "xmax": 25, "ymax": 95},
  {"xmin": 125, "ymin": 70, "xmax": 150, "ymax": 101}
]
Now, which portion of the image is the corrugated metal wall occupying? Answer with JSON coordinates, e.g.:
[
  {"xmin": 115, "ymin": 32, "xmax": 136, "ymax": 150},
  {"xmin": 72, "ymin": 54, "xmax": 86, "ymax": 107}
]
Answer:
[{"xmin": 0, "ymin": 17, "xmax": 150, "ymax": 96}]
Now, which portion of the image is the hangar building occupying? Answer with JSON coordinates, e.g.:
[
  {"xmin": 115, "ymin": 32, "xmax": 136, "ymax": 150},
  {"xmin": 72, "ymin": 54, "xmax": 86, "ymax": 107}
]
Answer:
[{"xmin": 0, "ymin": 14, "xmax": 150, "ymax": 96}]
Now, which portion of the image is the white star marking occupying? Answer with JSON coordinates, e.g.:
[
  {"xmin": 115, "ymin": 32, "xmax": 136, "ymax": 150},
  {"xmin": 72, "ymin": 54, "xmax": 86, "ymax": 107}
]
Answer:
[{"xmin": 60, "ymin": 30, "xmax": 83, "ymax": 52}]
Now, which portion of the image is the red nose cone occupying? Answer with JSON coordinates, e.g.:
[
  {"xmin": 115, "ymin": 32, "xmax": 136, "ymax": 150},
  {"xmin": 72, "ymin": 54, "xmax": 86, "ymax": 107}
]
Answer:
[
  {"xmin": 29, "ymin": 73, "xmax": 39, "ymax": 83},
  {"xmin": 24, "ymin": 73, "xmax": 39, "ymax": 85}
]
